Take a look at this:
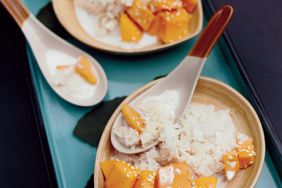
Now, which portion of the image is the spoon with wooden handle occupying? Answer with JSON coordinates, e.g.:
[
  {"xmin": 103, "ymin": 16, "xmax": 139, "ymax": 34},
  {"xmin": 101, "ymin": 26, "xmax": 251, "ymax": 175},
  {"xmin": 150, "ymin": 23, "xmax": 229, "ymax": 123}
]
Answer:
[
  {"xmin": 111, "ymin": 5, "xmax": 234, "ymax": 154},
  {"xmin": 1, "ymin": 0, "xmax": 108, "ymax": 106}
]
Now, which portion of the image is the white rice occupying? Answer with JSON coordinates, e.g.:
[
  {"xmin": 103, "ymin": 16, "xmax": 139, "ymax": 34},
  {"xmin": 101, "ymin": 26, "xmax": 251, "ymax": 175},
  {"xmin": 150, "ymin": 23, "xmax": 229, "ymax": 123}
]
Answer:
[
  {"xmin": 74, "ymin": 0, "xmax": 132, "ymax": 35},
  {"xmin": 113, "ymin": 122, "xmax": 140, "ymax": 147},
  {"xmin": 113, "ymin": 91, "xmax": 179, "ymax": 148},
  {"xmin": 114, "ymin": 90, "xmax": 244, "ymax": 178},
  {"xmin": 74, "ymin": 0, "xmax": 158, "ymax": 48}
]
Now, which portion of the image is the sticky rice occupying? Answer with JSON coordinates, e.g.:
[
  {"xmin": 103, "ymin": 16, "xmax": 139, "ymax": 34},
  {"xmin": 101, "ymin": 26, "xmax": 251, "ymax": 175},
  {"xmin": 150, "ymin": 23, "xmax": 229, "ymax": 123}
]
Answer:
[{"xmin": 114, "ymin": 90, "xmax": 244, "ymax": 178}]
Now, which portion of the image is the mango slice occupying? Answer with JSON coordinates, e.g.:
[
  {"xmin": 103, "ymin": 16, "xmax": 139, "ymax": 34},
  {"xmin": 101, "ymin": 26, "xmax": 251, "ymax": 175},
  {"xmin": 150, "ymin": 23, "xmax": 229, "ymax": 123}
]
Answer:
[
  {"xmin": 195, "ymin": 177, "xmax": 218, "ymax": 188},
  {"xmin": 75, "ymin": 56, "xmax": 97, "ymax": 85},
  {"xmin": 134, "ymin": 170, "xmax": 155, "ymax": 188},
  {"xmin": 105, "ymin": 161, "xmax": 139, "ymax": 188},
  {"xmin": 100, "ymin": 160, "xmax": 123, "ymax": 179},
  {"xmin": 159, "ymin": 9, "xmax": 192, "ymax": 44},
  {"xmin": 223, "ymin": 150, "xmax": 239, "ymax": 180},
  {"xmin": 120, "ymin": 13, "xmax": 143, "ymax": 42},
  {"xmin": 150, "ymin": 0, "xmax": 183, "ymax": 13},
  {"xmin": 236, "ymin": 140, "xmax": 256, "ymax": 169},
  {"xmin": 121, "ymin": 104, "xmax": 146, "ymax": 133},
  {"xmin": 155, "ymin": 162, "xmax": 192, "ymax": 188},
  {"xmin": 126, "ymin": 0, "xmax": 155, "ymax": 31},
  {"xmin": 148, "ymin": 12, "xmax": 164, "ymax": 36},
  {"xmin": 171, "ymin": 162, "xmax": 192, "ymax": 188},
  {"xmin": 182, "ymin": 0, "xmax": 197, "ymax": 13}
]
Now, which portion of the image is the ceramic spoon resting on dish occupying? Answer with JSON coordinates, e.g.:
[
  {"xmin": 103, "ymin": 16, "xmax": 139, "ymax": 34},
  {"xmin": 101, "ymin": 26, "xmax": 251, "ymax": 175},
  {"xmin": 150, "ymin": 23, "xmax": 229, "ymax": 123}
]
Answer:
[
  {"xmin": 1, "ymin": 0, "xmax": 107, "ymax": 106},
  {"xmin": 111, "ymin": 5, "xmax": 234, "ymax": 154}
]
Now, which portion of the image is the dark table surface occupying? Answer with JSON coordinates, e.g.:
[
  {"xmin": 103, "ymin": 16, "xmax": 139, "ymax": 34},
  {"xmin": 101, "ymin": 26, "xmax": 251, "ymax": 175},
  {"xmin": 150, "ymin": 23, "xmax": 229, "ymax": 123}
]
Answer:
[
  {"xmin": 211, "ymin": 0, "xmax": 282, "ymax": 157},
  {"xmin": 209, "ymin": 0, "xmax": 282, "ymax": 175},
  {"xmin": 0, "ymin": 4, "xmax": 57, "ymax": 188}
]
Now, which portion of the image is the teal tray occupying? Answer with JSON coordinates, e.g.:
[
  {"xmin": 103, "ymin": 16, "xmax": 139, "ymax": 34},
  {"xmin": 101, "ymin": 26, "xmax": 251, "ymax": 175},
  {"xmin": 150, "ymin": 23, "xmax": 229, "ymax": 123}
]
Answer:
[{"xmin": 23, "ymin": 0, "xmax": 282, "ymax": 187}]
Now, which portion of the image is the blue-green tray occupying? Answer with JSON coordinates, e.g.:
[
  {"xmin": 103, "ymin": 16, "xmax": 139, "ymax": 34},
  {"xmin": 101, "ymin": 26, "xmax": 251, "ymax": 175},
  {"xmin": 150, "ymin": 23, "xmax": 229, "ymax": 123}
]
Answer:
[{"xmin": 23, "ymin": 0, "xmax": 282, "ymax": 187}]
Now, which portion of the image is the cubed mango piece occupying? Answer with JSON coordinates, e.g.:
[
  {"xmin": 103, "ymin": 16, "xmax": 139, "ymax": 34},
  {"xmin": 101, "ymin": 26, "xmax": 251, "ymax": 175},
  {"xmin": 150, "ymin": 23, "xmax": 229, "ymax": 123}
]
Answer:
[
  {"xmin": 134, "ymin": 170, "xmax": 156, "ymax": 188},
  {"xmin": 159, "ymin": 9, "xmax": 192, "ymax": 43},
  {"xmin": 149, "ymin": 0, "xmax": 183, "ymax": 13},
  {"xmin": 105, "ymin": 161, "xmax": 139, "ymax": 188},
  {"xmin": 155, "ymin": 162, "xmax": 192, "ymax": 188},
  {"xmin": 182, "ymin": 0, "xmax": 197, "ymax": 13},
  {"xmin": 121, "ymin": 104, "xmax": 146, "ymax": 133},
  {"xmin": 148, "ymin": 12, "xmax": 164, "ymax": 36},
  {"xmin": 236, "ymin": 140, "xmax": 256, "ymax": 169},
  {"xmin": 120, "ymin": 13, "xmax": 143, "ymax": 42},
  {"xmin": 195, "ymin": 177, "xmax": 217, "ymax": 188},
  {"xmin": 100, "ymin": 160, "xmax": 123, "ymax": 179},
  {"xmin": 223, "ymin": 150, "xmax": 239, "ymax": 180},
  {"xmin": 126, "ymin": 0, "xmax": 155, "ymax": 31},
  {"xmin": 75, "ymin": 56, "xmax": 97, "ymax": 85},
  {"xmin": 171, "ymin": 162, "xmax": 192, "ymax": 188}
]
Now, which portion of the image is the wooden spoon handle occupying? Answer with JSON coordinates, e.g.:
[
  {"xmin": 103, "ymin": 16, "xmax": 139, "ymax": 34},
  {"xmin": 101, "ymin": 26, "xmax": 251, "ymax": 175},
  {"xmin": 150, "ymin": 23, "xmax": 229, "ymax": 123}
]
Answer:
[
  {"xmin": 189, "ymin": 5, "xmax": 233, "ymax": 58},
  {"xmin": 1, "ymin": 0, "xmax": 29, "ymax": 27}
]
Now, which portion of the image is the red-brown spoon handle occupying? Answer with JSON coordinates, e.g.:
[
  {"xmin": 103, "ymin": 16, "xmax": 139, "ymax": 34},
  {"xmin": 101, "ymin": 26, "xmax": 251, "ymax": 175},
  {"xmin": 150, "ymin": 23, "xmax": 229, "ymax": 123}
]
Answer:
[
  {"xmin": 189, "ymin": 5, "xmax": 233, "ymax": 58},
  {"xmin": 1, "ymin": 0, "xmax": 29, "ymax": 27}
]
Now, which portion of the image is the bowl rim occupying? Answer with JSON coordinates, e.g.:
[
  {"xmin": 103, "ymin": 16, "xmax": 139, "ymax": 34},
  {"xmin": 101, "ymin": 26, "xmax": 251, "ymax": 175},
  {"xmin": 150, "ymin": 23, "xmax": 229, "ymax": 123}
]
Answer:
[
  {"xmin": 52, "ymin": 0, "xmax": 203, "ymax": 54},
  {"xmin": 94, "ymin": 76, "xmax": 265, "ymax": 188}
]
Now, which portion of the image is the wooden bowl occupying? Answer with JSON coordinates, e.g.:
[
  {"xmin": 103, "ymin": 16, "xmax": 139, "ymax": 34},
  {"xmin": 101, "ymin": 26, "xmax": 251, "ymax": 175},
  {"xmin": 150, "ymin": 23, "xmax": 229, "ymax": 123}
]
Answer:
[
  {"xmin": 52, "ymin": 0, "xmax": 203, "ymax": 54},
  {"xmin": 94, "ymin": 77, "xmax": 265, "ymax": 188}
]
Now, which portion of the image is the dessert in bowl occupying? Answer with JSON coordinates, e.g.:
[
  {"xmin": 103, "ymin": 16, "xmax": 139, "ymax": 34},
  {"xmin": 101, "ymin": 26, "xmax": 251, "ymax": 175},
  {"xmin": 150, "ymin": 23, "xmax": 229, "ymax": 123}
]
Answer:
[
  {"xmin": 52, "ymin": 0, "xmax": 203, "ymax": 53},
  {"xmin": 94, "ymin": 77, "xmax": 265, "ymax": 188}
]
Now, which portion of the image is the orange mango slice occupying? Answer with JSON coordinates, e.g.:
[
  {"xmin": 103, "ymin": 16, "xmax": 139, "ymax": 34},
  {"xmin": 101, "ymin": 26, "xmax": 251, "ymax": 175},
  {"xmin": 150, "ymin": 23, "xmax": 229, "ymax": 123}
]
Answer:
[
  {"xmin": 195, "ymin": 177, "xmax": 218, "ymax": 188},
  {"xmin": 100, "ymin": 160, "xmax": 123, "ymax": 179},
  {"xmin": 171, "ymin": 162, "xmax": 192, "ymax": 188},
  {"xmin": 121, "ymin": 104, "xmax": 146, "ymax": 133},
  {"xmin": 127, "ymin": 0, "xmax": 155, "ymax": 31},
  {"xmin": 159, "ymin": 9, "xmax": 192, "ymax": 44},
  {"xmin": 236, "ymin": 140, "xmax": 256, "ymax": 168},
  {"xmin": 120, "ymin": 13, "xmax": 143, "ymax": 42},
  {"xmin": 182, "ymin": 0, "xmax": 198, "ymax": 13},
  {"xmin": 149, "ymin": 0, "xmax": 183, "ymax": 13},
  {"xmin": 105, "ymin": 161, "xmax": 139, "ymax": 188},
  {"xmin": 148, "ymin": 12, "xmax": 164, "ymax": 36},
  {"xmin": 223, "ymin": 150, "xmax": 239, "ymax": 180},
  {"xmin": 134, "ymin": 170, "xmax": 155, "ymax": 188},
  {"xmin": 75, "ymin": 56, "xmax": 97, "ymax": 85},
  {"xmin": 155, "ymin": 162, "xmax": 192, "ymax": 188}
]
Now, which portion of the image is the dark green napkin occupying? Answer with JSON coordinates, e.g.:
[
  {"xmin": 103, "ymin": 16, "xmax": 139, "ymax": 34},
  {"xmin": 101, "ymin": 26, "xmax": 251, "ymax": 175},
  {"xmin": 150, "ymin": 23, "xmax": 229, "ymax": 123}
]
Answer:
[
  {"xmin": 85, "ymin": 174, "xmax": 94, "ymax": 188},
  {"xmin": 74, "ymin": 97, "xmax": 126, "ymax": 147}
]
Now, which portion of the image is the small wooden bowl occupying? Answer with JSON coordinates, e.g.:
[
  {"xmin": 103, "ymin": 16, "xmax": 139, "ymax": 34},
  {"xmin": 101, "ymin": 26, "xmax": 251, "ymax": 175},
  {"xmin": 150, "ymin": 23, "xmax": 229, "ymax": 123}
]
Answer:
[
  {"xmin": 94, "ymin": 77, "xmax": 265, "ymax": 188},
  {"xmin": 52, "ymin": 0, "xmax": 203, "ymax": 54}
]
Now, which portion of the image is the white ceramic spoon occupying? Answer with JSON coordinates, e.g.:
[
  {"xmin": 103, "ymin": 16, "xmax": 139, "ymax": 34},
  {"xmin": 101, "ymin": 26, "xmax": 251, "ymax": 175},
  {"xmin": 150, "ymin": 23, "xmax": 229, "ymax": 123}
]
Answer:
[
  {"xmin": 1, "ymin": 0, "xmax": 107, "ymax": 106},
  {"xmin": 111, "ymin": 5, "xmax": 234, "ymax": 154}
]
